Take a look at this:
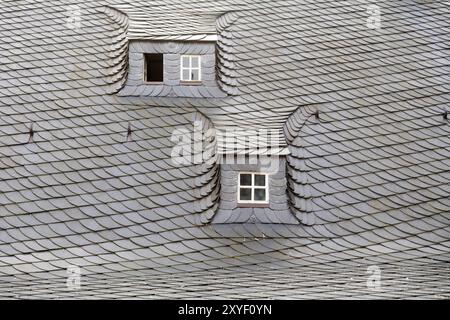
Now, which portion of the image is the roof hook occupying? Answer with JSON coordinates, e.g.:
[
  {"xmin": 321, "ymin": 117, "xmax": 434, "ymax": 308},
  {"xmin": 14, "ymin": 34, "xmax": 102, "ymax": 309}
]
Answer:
[
  {"xmin": 314, "ymin": 110, "xmax": 320, "ymax": 120},
  {"xmin": 27, "ymin": 123, "xmax": 34, "ymax": 143},
  {"xmin": 443, "ymin": 111, "xmax": 448, "ymax": 120},
  {"xmin": 126, "ymin": 122, "xmax": 132, "ymax": 142}
]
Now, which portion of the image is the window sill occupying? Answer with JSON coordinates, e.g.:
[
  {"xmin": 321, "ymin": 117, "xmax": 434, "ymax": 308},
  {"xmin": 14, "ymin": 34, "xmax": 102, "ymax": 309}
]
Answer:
[
  {"xmin": 180, "ymin": 81, "xmax": 203, "ymax": 86},
  {"xmin": 237, "ymin": 203, "xmax": 270, "ymax": 208},
  {"xmin": 143, "ymin": 81, "xmax": 164, "ymax": 85}
]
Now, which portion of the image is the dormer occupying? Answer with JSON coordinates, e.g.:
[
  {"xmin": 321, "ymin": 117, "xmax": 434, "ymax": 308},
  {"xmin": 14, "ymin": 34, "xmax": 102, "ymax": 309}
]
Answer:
[
  {"xmin": 113, "ymin": 5, "xmax": 232, "ymax": 98},
  {"xmin": 119, "ymin": 40, "xmax": 226, "ymax": 98}
]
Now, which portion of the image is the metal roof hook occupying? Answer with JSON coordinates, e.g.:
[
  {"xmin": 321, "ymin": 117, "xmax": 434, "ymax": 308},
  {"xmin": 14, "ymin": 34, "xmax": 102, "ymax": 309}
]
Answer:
[
  {"xmin": 27, "ymin": 123, "xmax": 34, "ymax": 143},
  {"xmin": 314, "ymin": 110, "xmax": 320, "ymax": 121},
  {"xmin": 126, "ymin": 122, "xmax": 133, "ymax": 142}
]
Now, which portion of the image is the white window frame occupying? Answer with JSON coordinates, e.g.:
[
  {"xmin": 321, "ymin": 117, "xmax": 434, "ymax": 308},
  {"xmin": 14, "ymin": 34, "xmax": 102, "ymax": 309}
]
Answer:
[
  {"xmin": 180, "ymin": 55, "xmax": 201, "ymax": 82},
  {"xmin": 237, "ymin": 172, "xmax": 269, "ymax": 204}
]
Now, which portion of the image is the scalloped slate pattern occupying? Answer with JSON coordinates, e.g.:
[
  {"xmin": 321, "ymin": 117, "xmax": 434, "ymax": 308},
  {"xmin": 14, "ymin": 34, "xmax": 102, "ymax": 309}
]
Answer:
[{"xmin": 0, "ymin": 0, "xmax": 449, "ymax": 299}]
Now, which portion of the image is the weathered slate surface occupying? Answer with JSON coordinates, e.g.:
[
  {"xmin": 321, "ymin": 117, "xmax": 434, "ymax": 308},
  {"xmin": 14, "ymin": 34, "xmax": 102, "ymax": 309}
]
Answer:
[{"xmin": 0, "ymin": 0, "xmax": 448, "ymax": 299}]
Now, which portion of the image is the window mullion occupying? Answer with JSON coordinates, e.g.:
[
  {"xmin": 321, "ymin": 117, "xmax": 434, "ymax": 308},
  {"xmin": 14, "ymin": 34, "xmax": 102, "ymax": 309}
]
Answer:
[
  {"xmin": 191, "ymin": 57, "xmax": 195, "ymax": 81},
  {"xmin": 251, "ymin": 174, "xmax": 255, "ymax": 202},
  {"xmin": 189, "ymin": 56, "xmax": 192, "ymax": 80}
]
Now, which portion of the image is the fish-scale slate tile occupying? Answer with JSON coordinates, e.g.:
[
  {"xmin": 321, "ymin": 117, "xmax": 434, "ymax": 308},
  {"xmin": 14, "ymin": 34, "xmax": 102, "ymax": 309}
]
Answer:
[{"xmin": 0, "ymin": 0, "xmax": 449, "ymax": 299}]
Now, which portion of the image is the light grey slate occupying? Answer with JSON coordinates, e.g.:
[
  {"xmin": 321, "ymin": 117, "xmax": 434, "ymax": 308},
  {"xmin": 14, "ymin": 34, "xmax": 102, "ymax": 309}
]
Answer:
[{"xmin": 0, "ymin": 0, "xmax": 449, "ymax": 300}]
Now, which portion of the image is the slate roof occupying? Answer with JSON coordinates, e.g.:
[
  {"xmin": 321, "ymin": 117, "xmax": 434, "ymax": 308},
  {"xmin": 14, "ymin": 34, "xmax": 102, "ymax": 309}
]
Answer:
[{"xmin": 0, "ymin": 0, "xmax": 449, "ymax": 299}]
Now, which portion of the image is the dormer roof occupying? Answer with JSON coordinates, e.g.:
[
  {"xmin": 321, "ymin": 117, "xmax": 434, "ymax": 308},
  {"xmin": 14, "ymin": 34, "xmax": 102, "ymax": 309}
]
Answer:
[{"xmin": 112, "ymin": 2, "xmax": 239, "ymax": 41}]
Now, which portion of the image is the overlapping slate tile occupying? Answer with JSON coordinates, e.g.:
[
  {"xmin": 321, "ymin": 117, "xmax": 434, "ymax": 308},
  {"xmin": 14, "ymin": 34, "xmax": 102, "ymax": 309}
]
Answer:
[{"xmin": 0, "ymin": 0, "xmax": 449, "ymax": 299}]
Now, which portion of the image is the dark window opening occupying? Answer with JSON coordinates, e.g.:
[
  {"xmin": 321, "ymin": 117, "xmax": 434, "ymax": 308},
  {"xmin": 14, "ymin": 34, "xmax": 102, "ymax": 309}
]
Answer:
[{"xmin": 144, "ymin": 54, "xmax": 164, "ymax": 82}]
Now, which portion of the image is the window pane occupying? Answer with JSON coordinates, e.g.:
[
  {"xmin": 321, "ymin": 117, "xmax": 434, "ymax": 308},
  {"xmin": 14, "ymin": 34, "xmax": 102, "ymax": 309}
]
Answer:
[
  {"xmin": 191, "ymin": 56, "xmax": 199, "ymax": 68},
  {"xmin": 240, "ymin": 174, "xmax": 252, "ymax": 186},
  {"xmin": 191, "ymin": 69, "xmax": 199, "ymax": 81},
  {"xmin": 239, "ymin": 188, "xmax": 251, "ymax": 201},
  {"xmin": 254, "ymin": 189, "xmax": 266, "ymax": 201},
  {"xmin": 182, "ymin": 56, "xmax": 189, "ymax": 68},
  {"xmin": 182, "ymin": 69, "xmax": 190, "ymax": 81},
  {"xmin": 254, "ymin": 174, "xmax": 266, "ymax": 186}
]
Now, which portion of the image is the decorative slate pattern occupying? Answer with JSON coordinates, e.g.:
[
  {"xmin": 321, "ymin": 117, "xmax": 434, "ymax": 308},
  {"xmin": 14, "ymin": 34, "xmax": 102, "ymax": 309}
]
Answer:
[
  {"xmin": 0, "ymin": 0, "xmax": 449, "ymax": 299},
  {"xmin": 112, "ymin": 0, "xmax": 242, "ymax": 41},
  {"xmin": 102, "ymin": 5, "xmax": 130, "ymax": 94},
  {"xmin": 1, "ymin": 261, "xmax": 449, "ymax": 299}
]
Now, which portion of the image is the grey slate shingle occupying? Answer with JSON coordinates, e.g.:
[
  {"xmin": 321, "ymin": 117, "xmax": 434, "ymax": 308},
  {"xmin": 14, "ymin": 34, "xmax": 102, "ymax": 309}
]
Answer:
[{"xmin": 0, "ymin": 0, "xmax": 449, "ymax": 299}]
